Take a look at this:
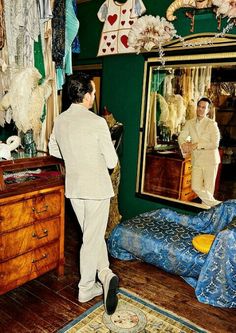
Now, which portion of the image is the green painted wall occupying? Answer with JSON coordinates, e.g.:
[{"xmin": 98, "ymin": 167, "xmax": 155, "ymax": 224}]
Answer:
[{"xmin": 74, "ymin": 0, "xmax": 235, "ymax": 220}]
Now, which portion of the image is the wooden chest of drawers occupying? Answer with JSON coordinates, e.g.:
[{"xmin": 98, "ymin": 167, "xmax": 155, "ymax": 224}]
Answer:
[
  {"xmin": 0, "ymin": 155, "xmax": 65, "ymax": 295},
  {"xmin": 144, "ymin": 153, "xmax": 197, "ymax": 201}
]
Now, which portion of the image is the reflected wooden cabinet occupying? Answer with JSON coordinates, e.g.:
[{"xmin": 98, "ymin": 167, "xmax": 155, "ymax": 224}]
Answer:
[
  {"xmin": 144, "ymin": 153, "xmax": 197, "ymax": 201},
  {"xmin": 0, "ymin": 155, "xmax": 65, "ymax": 295}
]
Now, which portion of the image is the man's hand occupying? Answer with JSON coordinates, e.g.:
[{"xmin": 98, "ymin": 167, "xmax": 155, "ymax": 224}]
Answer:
[
  {"xmin": 181, "ymin": 142, "xmax": 192, "ymax": 154},
  {"xmin": 181, "ymin": 142, "xmax": 198, "ymax": 154},
  {"xmin": 191, "ymin": 143, "xmax": 198, "ymax": 151}
]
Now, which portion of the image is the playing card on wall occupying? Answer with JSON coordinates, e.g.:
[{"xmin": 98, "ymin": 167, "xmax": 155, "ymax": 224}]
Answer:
[{"xmin": 97, "ymin": 0, "xmax": 146, "ymax": 56}]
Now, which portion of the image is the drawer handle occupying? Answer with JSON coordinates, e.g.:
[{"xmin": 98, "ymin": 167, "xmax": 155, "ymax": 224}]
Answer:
[
  {"xmin": 32, "ymin": 229, "xmax": 48, "ymax": 239},
  {"xmin": 32, "ymin": 253, "xmax": 48, "ymax": 263},
  {"xmin": 32, "ymin": 205, "xmax": 48, "ymax": 214}
]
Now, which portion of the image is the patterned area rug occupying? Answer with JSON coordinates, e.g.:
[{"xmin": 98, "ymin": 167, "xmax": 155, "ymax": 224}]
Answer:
[{"xmin": 58, "ymin": 289, "xmax": 209, "ymax": 333}]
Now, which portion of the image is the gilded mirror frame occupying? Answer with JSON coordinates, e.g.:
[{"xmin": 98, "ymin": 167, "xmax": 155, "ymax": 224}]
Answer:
[{"xmin": 136, "ymin": 33, "xmax": 236, "ymax": 210}]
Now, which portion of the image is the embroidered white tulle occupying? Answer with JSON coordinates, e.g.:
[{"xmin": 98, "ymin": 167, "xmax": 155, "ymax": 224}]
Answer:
[{"xmin": 3, "ymin": 0, "xmax": 40, "ymax": 67}]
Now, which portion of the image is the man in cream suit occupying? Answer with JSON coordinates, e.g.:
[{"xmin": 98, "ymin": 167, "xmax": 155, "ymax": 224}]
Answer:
[
  {"xmin": 49, "ymin": 73, "xmax": 119, "ymax": 315},
  {"xmin": 178, "ymin": 97, "xmax": 221, "ymax": 208}
]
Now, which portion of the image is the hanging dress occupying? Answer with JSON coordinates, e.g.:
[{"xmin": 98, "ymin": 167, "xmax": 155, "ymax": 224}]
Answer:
[
  {"xmin": 0, "ymin": 0, "xmax": 5, "ymax": 50},
  {"xmin": 97, "ymin": 0, "xmax": 146, "ymax": 56}
]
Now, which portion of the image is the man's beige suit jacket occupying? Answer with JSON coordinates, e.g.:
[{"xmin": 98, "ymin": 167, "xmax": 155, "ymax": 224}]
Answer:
[
  {"xmin": 178, "ymin": 117, "xmax": 221, "ymax": 166},
  {"xmin": 49, "ymin": 104, "xmax": 118, "ymax": 199}
]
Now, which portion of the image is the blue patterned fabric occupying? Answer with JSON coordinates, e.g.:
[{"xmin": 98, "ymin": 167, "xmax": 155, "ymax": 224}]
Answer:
[{"xmin": 108, "ymin": 200, "xmax": 236, "ymax": 308}]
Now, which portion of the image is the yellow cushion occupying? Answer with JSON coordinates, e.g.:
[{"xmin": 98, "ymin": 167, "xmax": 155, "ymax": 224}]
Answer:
[{"xmin": 192, "ymin": 234, "xmax": 215, "ymax": 254}]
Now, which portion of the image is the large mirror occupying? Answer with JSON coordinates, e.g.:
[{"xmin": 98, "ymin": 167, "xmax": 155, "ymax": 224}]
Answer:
[{"xmin": 137, "ymin": 39, "xmax": 236, "ymax": 209}]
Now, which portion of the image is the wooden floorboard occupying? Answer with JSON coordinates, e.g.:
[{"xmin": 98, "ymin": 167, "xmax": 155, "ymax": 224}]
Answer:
[
  {"xmin": 0, "ymin": 209, "xmax": 235, "ymax": 333},
  {"xmin": 111, "ymin": 258, "xmax": 236, "ymax": 333}
]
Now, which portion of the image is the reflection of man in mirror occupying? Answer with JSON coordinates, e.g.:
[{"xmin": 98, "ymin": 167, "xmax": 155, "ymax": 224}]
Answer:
[{"xmin": 178, "ymin": 97, "xmax": 222, "ymax": 208}]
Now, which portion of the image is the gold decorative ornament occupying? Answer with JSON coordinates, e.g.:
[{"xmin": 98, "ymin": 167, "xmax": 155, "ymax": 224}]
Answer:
[{"xmin": 166, "ymin": 0, "xmax": 213, "ymax": 21}]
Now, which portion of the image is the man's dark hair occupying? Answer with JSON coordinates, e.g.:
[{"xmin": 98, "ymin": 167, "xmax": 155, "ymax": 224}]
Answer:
[
  {"xmin": 67, "ymin": 72, "xmax": 93, "ymax": 103},
  {"xmin": 197, "ymin": 97, "xmax": 211, "ymax": 106}
]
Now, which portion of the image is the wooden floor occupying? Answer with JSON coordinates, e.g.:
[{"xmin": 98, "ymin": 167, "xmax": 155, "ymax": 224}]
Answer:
[{"xmin": 0, "ymin": 203, "xmax": 235, "ymax": 333}]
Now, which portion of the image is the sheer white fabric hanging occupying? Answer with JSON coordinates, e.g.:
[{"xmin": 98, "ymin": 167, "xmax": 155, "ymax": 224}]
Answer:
[{"xmin": 3, "ymin": 0, "xmax": 40, "ymax": 67}]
